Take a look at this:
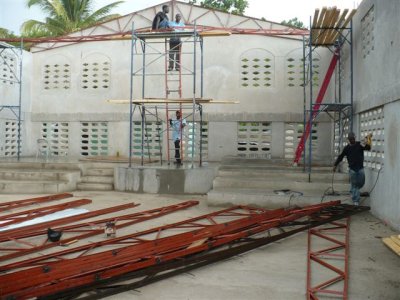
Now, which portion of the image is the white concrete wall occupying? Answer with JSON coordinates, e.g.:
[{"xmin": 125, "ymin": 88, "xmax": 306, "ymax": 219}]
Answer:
[
  {"xmin": 22, "ymin": 32, "xmax": 334, "ymax": 161},
  {"xmin": 349, "ymin": 0, "xmax": 400, "ymax": 230}
]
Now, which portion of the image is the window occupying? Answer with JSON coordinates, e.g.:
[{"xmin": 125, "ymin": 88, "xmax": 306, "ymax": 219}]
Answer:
[
  {"xmin": 43, "ymin": 55, "xmax": 71, "ymax": 90},
  {"xmin": 284, "ymin": 123, "xmax": 318, "ymax": 159},
  {"xmin": 81, "ymin": 122, "xmax": 109, "ymax": 156},
  {"xmin": 360, "ymin": 107, "xmax": 384, "ymax": 170},
  {"xmin": 2, "ymin": 120, "xmax": 20, "ymax": 156},
  {"xmin": 0, "ymin": 53, "xmax": 17, "ymax": 85},
  {"xmin": 240, "ymin": 49, "xmax": 274, "ymax": 88},
  {"xmin": 237, "ymin": 122, "xmax": 271, "ymax": 158},
  {"xmin": 41, "ymin": 122, "xmax": 69, "ymax": 156},
  {"xmin": 132, "ymin": 121, "xmax": 162, "ymax": 158},
  {"xmin": 361, "ymin": 6, "xmax": 375, "ymax": 58},
  {"xmin": 81, "ymin": 54, "xmax": 111, "ymax": 90},
  {"xmin": 182, "ymin": 122, "xmax": 208, "ymax": 160}
]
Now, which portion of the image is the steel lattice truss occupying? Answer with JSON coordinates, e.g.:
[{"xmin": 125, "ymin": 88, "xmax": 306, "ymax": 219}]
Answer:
[{"xmin": 0, "ymin": 200, "xmax": 369, "ymax": 299}]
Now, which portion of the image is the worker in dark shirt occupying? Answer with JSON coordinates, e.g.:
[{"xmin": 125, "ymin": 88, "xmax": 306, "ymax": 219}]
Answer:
[
  {"xmin": 333, "ymin": 132, "xmax": 372, "ymax": 205},
  {"xmin": 152, "ymin": 5, "xmax": 170, "ymax": 30}
]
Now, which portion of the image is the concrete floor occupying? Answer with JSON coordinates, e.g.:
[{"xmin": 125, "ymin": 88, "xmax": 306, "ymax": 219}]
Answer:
[{"xmin": 1, "ymin": 191, "xmax": 399, "ymax": 300}]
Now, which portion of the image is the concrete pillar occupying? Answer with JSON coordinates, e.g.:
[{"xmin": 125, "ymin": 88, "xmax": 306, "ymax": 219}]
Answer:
[{"xmin": 271, "ymin": 122, "xmax": 285, "ymax": 159}]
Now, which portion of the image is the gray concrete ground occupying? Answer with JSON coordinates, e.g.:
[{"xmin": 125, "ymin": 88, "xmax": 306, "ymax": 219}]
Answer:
[{"xmin": 1, "ymin": 191, "xmax": 399, "ymax": 300}]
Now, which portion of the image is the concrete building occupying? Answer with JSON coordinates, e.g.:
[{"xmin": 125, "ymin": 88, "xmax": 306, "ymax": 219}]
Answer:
[{"xmin": 0, "ymin": 0, "xmax": 399, "ymax": 230}]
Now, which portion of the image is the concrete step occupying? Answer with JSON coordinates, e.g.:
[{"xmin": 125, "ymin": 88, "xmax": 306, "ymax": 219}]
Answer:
[
  {"xmin": 86, "ymin": 168, "xmax": 114, "ymax": 176},
  {"xmin": 213, "ymin": 176, "xmax": 349, "ymax": 191},
  {"xmin": 77, "ymin": 182, "xmax": 114, "ymax": 191},
  {"xmin": 0, "ymin": 169, "xmax": 80, "ymax": 181},
  {"xmin": 0, "ymin": 179, "xmax": 73, "ymax": 194},
  {"xmin": 81, "ymin": 175, "xmax": 114, "ymax": 184},
  {"xmin": 217, "ymin": 170, "xmax": 349, "ymax": 181},
  {"xmin": 207, "ymin": 187, "xmax": 350, "ymax": 209},
  {"xmin": 0, "ymin": 162, "xmax": 80, "ymax": 171}
]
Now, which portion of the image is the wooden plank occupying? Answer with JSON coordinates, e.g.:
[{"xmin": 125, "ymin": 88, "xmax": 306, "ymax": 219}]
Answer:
[
  {"xmin": 391, "ymin": 235, "xmax": 400, "ymax": 247},
  {"xmin": 322, "ymin": 8, "xmax": 340, "ymax": 45},
  {"xmin": 383, "ymin": 237, "xmax": 400, "ymax": 256},
  {"xmin": 312, "ymin": 7, "xmax": 327, "ymax": 44},
  {"xmin": 316, "ymin": 7, "xmax": 336, "ymax": 45},
  {"xmin": 199, "ymin": 30, "xmax": 231, "ymax": 37},
  {"xmin": 312, "ymin": 9, "xmax": 320, "ymax": 28},
  {"xmin": 328, "ymin": 9, "xmax": 349, "ymax": 44},
  {"xmin": 107, "ymin": 99, "xmax": 239, "ymax": 104}
]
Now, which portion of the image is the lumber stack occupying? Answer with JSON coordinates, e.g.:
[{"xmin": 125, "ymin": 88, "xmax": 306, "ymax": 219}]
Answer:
[
  {"xmin": 382, "ymin": 235, "xmax": 400, "ymax": 256},
  {"xmin": 311, "ymin": 7, "xmax": 357, "ymax": 45}
]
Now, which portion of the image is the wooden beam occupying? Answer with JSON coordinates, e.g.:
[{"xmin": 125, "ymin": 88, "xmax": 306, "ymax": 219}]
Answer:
[
  {"xmin": 327, "ymin": 9, "xmax": 349, "ymax": 44},
  {"xmin": 312, "ymin": 7, "xmax": 327, "ymax": 44},
  {"xmin": 107, "ymin": 99, "xmax": 239, "ymax": 104}
]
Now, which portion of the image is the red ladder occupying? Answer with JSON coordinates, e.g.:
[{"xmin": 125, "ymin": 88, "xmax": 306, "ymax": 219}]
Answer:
[
  {"xmin": 165, "ymin": 39, "xmax": 183, "ymax": 164},
  {"xmin": 294, "ymin": 48, "xmax": 340, "ymax": 164}
]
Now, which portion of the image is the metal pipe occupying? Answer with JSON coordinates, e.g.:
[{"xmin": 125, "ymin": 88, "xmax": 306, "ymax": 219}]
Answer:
[
  {"xmin": 308, "ymin": 16, "xmax": 313, "ymax": 181},
  {"xmin": 350, "ymin": 20, "xmax": 354, "ymax": 132},
  {"xmin": 17, "ymin": 39, "xmax": 23, "ymax": 161},
  {"xmin": 129, "ymin": 23, "xmax": 135, "ymax": 168},
  {"xmin": 302, "ymin": 35, "xmax": 307, "ymax": 171}
]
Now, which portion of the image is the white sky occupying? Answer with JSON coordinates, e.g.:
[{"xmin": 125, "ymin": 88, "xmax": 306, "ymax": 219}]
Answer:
[{"xmin": 0, "ymin": 0, "xmax": 360, "ymax": 34}]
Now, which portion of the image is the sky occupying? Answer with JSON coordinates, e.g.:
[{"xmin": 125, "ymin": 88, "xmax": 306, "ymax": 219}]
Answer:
[{"xmin": 0, "ymin": 0, "xmax": 360, "ymax": 34}]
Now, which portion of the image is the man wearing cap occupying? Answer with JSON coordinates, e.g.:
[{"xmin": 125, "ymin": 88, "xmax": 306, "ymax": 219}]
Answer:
[{"xmin": 333, "ymin": 132, "xmax": 372, "ymax": 205}]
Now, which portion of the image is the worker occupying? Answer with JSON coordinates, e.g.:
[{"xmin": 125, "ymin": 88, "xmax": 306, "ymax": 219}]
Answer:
[
  {"xmin": 333, "ymin": 132, "xmax": 372, "ymax": 205},
  {"xmin": 152, "ymin": 4, "xmax": 170, "ymax": 30},
  {"xmin": 168, "ymin": 13, "xmax": 185, "ymax": 71},
  {"xmin": 169, "ymin": 110, "xmax": 186, "ymax": 165}
]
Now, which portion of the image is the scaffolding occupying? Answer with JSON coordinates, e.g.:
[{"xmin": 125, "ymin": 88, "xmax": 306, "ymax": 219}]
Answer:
[
  {"xmin": 297, "ymin": 8, "xmax": 356, "ymax": 177},
  {"xmin": 0, "ymin": 41, "xmax": 23, "ymax": 160},
  {"xmin": 129, "ymin": 25, "xmax": 205, "ymax": 167}
]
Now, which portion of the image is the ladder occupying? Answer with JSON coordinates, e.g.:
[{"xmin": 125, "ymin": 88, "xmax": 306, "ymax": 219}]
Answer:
[
  {"xmin": 165, "ymin": 39, "xmax": 183, "ymax": 165},
  {"xmin": 294, "ymin": 47, "xmax": 340, "ymax": 164}
]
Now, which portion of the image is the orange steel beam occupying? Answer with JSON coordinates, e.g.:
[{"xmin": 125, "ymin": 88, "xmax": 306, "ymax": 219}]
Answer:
[
  {"xmin": 42, "ymin": 205, "xmax": 369, "ymax": 300},
  {"xmin": 0, "ymin": 202, "xmax": 139, "ymax": 243},
  {"xmin": 0, "ymin": 193, "xmax": 73, "ymax": 212},
  {"xmin": 0, "ymin": 200, "xmax": 198, "ymax": 267},
  {"xmin": 0, "ymin": 204, "xmax": 266, "ymax": 272},
  {"xmin": 1, "ymin": 201, "xmax": 359, "ymax": 298},
  {"xmin": 0, "ymin": 199, "xmax": 92, "ymax": 228}
]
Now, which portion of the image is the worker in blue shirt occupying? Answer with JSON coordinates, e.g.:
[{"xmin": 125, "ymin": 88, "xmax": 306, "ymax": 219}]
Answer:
[
  {"xmin": 169, "ymin": 110, "xmax": 186, "ymax": 164},
  {"xmin": 168, "ymin": 14, "xmax": 185, "ymax": 71}
]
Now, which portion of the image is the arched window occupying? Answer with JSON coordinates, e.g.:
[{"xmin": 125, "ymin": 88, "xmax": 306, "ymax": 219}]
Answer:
[
  {"xmin": 240, "ymin": 49, "xmax": 275, "ymax": 88},
  {"xmin": 42, "ymin": 55, "xmax": 71, "ymax": 90},
  {"xmin": 80, "ymin": 53, "xmax": 111, "ymax": 90}
]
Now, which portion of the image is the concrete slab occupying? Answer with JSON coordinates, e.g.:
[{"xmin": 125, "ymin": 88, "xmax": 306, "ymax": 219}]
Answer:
[{"xmin": 0, "ymin": 191, "xmax": 398, "ymax": 299}]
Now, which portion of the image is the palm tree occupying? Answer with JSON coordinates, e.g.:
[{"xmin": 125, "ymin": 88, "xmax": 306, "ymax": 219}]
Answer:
[{"xmin": 21, "ymin": 0, "xmax": 124, "ymax": 37}]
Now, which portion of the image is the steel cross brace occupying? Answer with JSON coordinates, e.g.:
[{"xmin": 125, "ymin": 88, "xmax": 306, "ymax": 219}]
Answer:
[
  {"xmin": 0, "ymin": 199, "xmax": 92, "ymax": 228},
  {"xmin": 307, "ymin": 218, "xmax": 350, "ymax": 299},
  {"xmin": 0, "ymin": 193, "xmax": 73, "ymax": 212},
  {"xmin": 0, "ymin": 200, "xmax": 199, "ymax": 268},
  {"xmin": 43, "ymin": 205, "xmax": 368, "ymax": 300},
  {"xmin": 0, "ymin": 201, "xmax": 365, "ymax": 299},
  {"xmin": 0, "ymin": 202, "xmax": 139, "ymax": 243}
]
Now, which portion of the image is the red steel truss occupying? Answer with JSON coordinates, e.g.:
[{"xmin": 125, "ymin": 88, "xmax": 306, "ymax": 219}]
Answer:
[
  {"xmin": 0, "ymin": 201, "xmax": 369, "ymax": 299},
  {"xmin": 0, "ymin": 200, "xmax": 198, "ymax": 267},
  {"xmin": 42, "ymin": 204, "xmax": 368, "ymax": 300},
  {"xmin": 0, "ymin": 202, "xmax": 139, "ymax": 243},
  {"xmin": 0, "ymin": 199, "xmax": 92, "ymax": 228},
  {"xmin": 0, "ymin": 193, "xmax": 73, "ymax": 212},
  {"xmin": 307, "ymin": 218, "xmax": 350, "ymax": 299}
]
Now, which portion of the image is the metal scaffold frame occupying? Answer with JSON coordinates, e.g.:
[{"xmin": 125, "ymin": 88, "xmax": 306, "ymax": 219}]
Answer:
[
  {"xmin": 0, "ymin": 41, "xmax": 23, "ymax": 160},
  {"xmin": 298, "ymin": 8, "xmax": 356, "ymax": 177},
  {"xmin": 129, "ymin": 24, "xmax": 205, "ymax": 167}
]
